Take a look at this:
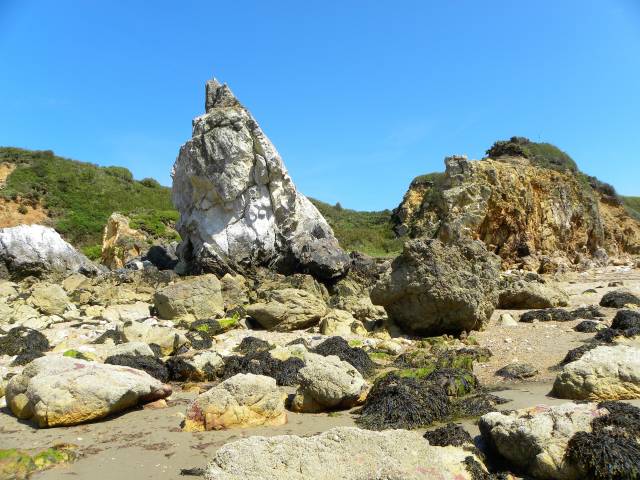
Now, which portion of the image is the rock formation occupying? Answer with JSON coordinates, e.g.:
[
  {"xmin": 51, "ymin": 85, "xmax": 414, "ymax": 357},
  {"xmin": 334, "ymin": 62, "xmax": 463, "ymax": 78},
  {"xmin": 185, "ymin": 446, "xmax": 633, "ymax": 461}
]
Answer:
[
  {"xmin": 393, "ymin": 154, "xmax": 640, "ymax": 269},
  {"xmin": 172, "ymin": 79, "xmax": 349, "ymax": 281},
  {"xmin": 0, "ymin": 224, "xmax": 99, "ymax": 280},
  {"xmin": 101, "ymin": 213, "xmax": 147, "ymax": 269}
]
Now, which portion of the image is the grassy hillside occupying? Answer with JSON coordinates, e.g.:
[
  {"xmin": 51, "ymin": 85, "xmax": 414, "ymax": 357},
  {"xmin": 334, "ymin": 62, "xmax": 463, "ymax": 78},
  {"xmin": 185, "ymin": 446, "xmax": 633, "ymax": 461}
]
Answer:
[
  {"xmin": 310, "ymin": 199, "xmax": 403, "ymax": 257},
  {"xmin": 623, "ymin": 196, "xmax": 640, "ymax": 220},
  {"xmin": 0, "ymin": 147, "xmax": 179, "ymax": 253},
  {"xmin": 0, "ymin": 147, "xmax": 403, "ymax": 259}
]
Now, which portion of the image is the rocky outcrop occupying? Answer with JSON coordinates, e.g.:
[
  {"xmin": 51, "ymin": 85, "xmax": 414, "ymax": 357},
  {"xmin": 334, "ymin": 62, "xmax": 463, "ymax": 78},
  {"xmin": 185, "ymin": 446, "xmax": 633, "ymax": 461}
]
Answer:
[
  {"xmin": 552, "ymin": 344, "xmax": 640, "ymax": 400},
  {"xmin": 479, "ymin": 402, "xmax": 606, "ymax": 480},
  {"xmin": 153, "ymin": 274, "xmax": 224, "ymax": 323},
  {"xmin": 246, "ymin": 288, "xmax": 328, "ymax": 331},
  {"xmin": 100, "ymin": 213, "xmax": 147, "ymax": 270},
  {"xmin": 184, "ymin": 373, "xmax": 286, "ymax": 431},
  {"xmin": 171, "ymin": 78, "xmax": 349, "ymax": 281},
  {"xmin": 6, "ymin": 355, "xmax": 172, "ymax": 427},
  {"xmin": 0, "ymin": 224, "xmax": 98, "ymax": 280},
  {"xmin": 393, "ymin": 155, "xmax": 640, "ymax": 268},
  {"xmin": 204, "ymin": 426, "xmax": 482, "ymax": 480},
  {"xmin": 371, "ymin": 238, "xmax": 500, "ymax": 335}
]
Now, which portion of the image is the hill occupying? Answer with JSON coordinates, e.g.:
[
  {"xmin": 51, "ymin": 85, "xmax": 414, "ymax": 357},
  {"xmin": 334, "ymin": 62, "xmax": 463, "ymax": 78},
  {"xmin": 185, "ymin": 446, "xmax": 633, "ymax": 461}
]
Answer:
[
  {"xmin": 0, "ymin": 147, "xmax": 179, "ymax": 257},
  {"xmin": 623, "ymin": 196, "xmax": 640, "ymax": 220},
  {"xmin": 0, "ymin": 147, "xmax": 402, "ymax": 259}
]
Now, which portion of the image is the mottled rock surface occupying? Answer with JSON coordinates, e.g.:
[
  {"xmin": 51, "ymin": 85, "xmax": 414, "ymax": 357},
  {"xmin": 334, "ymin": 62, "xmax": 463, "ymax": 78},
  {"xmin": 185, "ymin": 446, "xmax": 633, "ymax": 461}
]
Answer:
[
  {"xmin": 205, "ymin": 427, "xmax": 480, "ymax": 480},
  {"xmin": 171, "ymin": 79, "xmax": 349, "ymax": 281},
  {"xmin": 371, "ymin": 238, "xmax": 500, "ymax": 335},
  {"xmin": 153, "ymin": 274, "xmax": 224, "ymax": 322},
  {"xmin": 100, "ymin": 213, "xmax": 147, "ymax": 270}
]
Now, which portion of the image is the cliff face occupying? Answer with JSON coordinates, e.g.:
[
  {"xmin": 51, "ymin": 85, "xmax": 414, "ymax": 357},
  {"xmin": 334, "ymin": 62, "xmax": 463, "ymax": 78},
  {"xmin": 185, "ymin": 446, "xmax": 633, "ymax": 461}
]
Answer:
[{"xmin": 392, "ymin": 155, "xmax": 640, "ymax": 269}]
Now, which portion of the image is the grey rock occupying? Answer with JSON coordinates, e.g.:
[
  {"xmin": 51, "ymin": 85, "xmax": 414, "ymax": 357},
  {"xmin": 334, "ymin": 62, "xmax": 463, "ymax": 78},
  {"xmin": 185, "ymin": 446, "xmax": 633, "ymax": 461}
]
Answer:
[
  {"xmin": 153, "ymin": 274, "xmax": 224, "ymax": 323},
  {"xmin": 171, "ymin": 79, "xmax": 349, "ymax": 281},
  {"xmin": 0, "ymin": 225, "xmax": 99, "ymax": 280},
  {"xmin": 499, "ymin": 279, "xmax": 569, "ymax": 309},
  {"xmin": 205, "ymin": 426, "xmax": 480, "ymax": 480},
  {"xmin": 371, "ymin": 238, "xmax": 500, "ymax": 335},
  {"xmin": 246, "ymin": 288, "xmax": 327, "ymax": 331}
]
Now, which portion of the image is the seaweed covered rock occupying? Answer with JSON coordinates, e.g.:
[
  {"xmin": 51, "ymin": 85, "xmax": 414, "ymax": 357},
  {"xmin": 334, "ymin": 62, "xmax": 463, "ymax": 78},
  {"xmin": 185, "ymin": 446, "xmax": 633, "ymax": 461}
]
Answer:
[
  {"xmin": 424, "ymin": 423, "xmax": 474, "ymax": 447},
  {"xmin": 564, "ymin": 401, "xmax": 640, "ymax": 480},
  {"xmin": 311, "ymin": 336, "xmax": 376, "ymax": 376},
  {"xmin": 172, "ymin": 79, "xmax": 349, "ymax": 282},
  {"xmin": 573, "ymin": 320, "xmax": 604, "ymax": 333},
  {"xmin": 6, "ymin": 356, "xmax": 172, "ymax": 427},
  {"xmin": 0, "ymin": 444, "xmax": 78, "ymax": 480},
  {"xmin": 183, "ymin": 373, "xmax": 286, "ymax": 431},
  {"xmin": 166, "ymin": 351, "xmax": 224, "ymax": 382},
  {"xmin": 290, "ymin": 352, "xmax": 367, "ymax": 413},
  {"xmin": 426, "ymin": 368, "xmax": 478, "ymax": 397},
  {"xmin": 553, "ymin": 344, "xmax": 640, "ymax": 400},
  {"xmin": 519, "ymin": 308, "xmax": 575, "ymax": 323},
  {"xmin": 221, "ymin": 350, "xmax": 304, "ymax": 386},
  {"xmin": 204, "ymin": 427, "xmax": 481, "ymax": 480},
  {"xmin": 600, "ymin": 289, "xmax": 640, "ymax": 308},
  {"xmin": 356, "ymin": 373, "xmax": 450, "ymax": 430},
  {"xmin": 371, "ymin": 238, "xmax": 500, "ymax": 335},
  {"xmin": 246, "ymin": 288, "xmax": 327, "ymax": 331},
  {"xmin": 495, "ymin": 363, "xmax": 538, "ymax": 380},
  {"xmin": 0, "ymin": 327, "xmax": 49, "ymax": 357},
  {"xmin": 153, "ymin": 274, "xmax": 224, "ymax": 323},
  {"xmin": 479, "ymin": 402, "xmax": 607, "ymax": 480},
  {"xmin": 561, "ymin": 343, "xmax": 599, "ymax": 365},
  {"xmin": 234, "ymin": 336, "xmax": 272, "ymax": 355},
  {"xmin": 611, "ymin": 309, "xmax": 640, "ymax": 330},
  {"xmin": 103, "ymin": 354, "xmax": 169, "ymax": 382}
]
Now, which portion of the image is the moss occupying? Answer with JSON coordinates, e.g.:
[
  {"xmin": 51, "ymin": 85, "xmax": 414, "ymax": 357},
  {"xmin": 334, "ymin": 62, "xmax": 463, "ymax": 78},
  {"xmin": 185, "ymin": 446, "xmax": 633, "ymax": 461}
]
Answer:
[
  {"xmin": 217, "ymin": 316, "xmax": 239, "ymax": 331},
  {"xmin": 347, "ymin": 339, "xmax": 363, "ymax": 347},
  {"xmin": 0, "ymin": 444, "xmax": 77, "ymax": 480},
  {"xmin": 395, "ymin": 366, "xmax": 436, "ymax": 379},
  {"xmin": 62, "ymin": 349, "xmax": 90, "ymax": 360},
  {"xmin": 368, "ymin": 351, "xmax": 393, "ymax": 362}
]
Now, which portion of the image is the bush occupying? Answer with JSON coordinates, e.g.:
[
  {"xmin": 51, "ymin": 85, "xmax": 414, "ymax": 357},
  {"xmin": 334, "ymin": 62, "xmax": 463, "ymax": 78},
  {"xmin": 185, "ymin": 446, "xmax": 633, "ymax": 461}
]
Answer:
[
  {"xmin": 104, "ymin": 166, "xmax": 134, "ymax": 182},
  {"xmin": 486, "ymin": 136, "xmax": 578, "ymax": 172},
  {"xmin": 81, "ymin": 244, "xmax": 102, "ymax": 260},
  {"xmin": 140, "ymin": 177, "xmax": 161, "ymax": 188}
]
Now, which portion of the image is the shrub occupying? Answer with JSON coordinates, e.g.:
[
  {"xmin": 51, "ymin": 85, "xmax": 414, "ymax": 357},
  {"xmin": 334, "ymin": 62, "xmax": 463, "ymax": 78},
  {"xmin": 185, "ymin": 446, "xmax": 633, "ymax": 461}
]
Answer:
[
  {"xmin": 140, "ymin": 177, "xmax": 161, "ymax": 188},
  {"xmin": 104, "ymin": 166, "xmax": 134, "ymax": 182},
  {"xmin": 486, "ymin": 136, "xmax": 577, "ymax": 172},
  {"xmin": 81, "ymin": 244, "xmax": 102, "ymax": 260}
]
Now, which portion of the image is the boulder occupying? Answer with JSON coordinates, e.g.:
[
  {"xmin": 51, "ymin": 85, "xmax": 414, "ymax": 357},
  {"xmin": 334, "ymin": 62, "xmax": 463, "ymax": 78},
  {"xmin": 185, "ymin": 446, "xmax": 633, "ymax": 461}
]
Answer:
[
  {"xmin": 495, "ymin": 363, "xmax": 538, "ymax": 380},
  {"xmin": 552, "ymin": 344, "xmax": 640, "ymax": 400},
  {"xmin": 121, "ymin": 321, "xmax": 188, "ymax": 356},
  {"xmin": 318, "ymin": 309, "xmax": 367, "ymax": 337},
  {"xmin": 0, "ymin": 224, "xmax": 98, "ymax": 280},
  {"xmin": 143, "ymin": 244, "xmax": 178, "ymax": 271},
  {"xmin": 246, "ymin": 288, "xmax": 327, "ymax": 331},
  {"xmin": 166, "ymin": 351, "xmax": 224, "ymax": 382},
  {"xmin": 599, "ymin": 289, "xmax": 640, "ymax": 308},
  {"xmin": 371, "ymin": 238, "xmax": 500, "ymax": 335},
  {"xmin": 171, "ymin": 78, "xmax": 349, "ymax": 281},
  {"xmin": 5, "ymin": 355, "xmax": 172, "ymax": 427},
  {"xmin": 184, "ymin": 373, "xmax": 286, "ymax": 431},
  {"xmin": 204, "ymin": 427, "xmax": 480, "ymax": 480},
  {"xmin": 611, "ymin": 309, "xmax": 640, "ymax": 330},
  {"xmin": 153, "ymin": 274, "xmax": 224, "ymax": 322},
  {"xmin": 101, "ymin": 302, "xmax": 151, "ymax": 323},
  {"xmin": 479, "ymin": 402, "xmax": 606, "ymax": 480},
  {"xmin": 100, "ymin": 213, "xmax": 147, "ymax": 270},
  {"xmin": 291, "ymin": 351, "xmax": 367, "ymax": 413},
  {"xmin": 499, "ymin": 280, "xmax": 569, "ymax": 309},
  {"xmin": 27, "ymin": 283, "xmax": 70, "ymax": 316},
  {"xmin": 220, "ymin": 273, "xmax": 249, "ymax": 310},
  {"xmin": 498, "ymin": 313, "xmax": 518, "ymax": 327}
]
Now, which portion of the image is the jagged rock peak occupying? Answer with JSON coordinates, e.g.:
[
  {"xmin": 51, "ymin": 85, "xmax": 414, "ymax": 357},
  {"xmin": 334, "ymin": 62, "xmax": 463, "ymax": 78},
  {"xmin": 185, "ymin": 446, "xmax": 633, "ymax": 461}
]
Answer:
[{"xmin": 172, "ymin": 78, "xmax": 349, "ymax": 281}]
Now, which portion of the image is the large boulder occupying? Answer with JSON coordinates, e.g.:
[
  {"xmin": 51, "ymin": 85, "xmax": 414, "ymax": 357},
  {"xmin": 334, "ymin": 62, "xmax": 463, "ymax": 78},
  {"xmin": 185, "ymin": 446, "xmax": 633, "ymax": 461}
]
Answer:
[
  {"xmin": 599, "ymin": 289, "xmax": 640, "ymax": 308},
  {"xmin": 153, "ymin": 274, "xmax": 224, "ymax": 322},
  {"xmin": 27, "ymin": 283, "xmax": 70, "ymax": 316},
  {"xmin": 552, "ymin": 344, "xmax": 640, "ymax": 400},
  {"xmin": 5, "ymin": 355, "xmax": 172, "ymax": 427},
  {"xmin": 246, "ymin": 288, "xmax": 327, "ymax": 331},
  {"xmin": 121, "ymin": 321, "xmax": 188, "ymax": 356},
  {"xmin": 479, "ymin": 402, "xmax": 606, "ymax": 480},
  {"xmin": 0, "ymin": 225, "xmax": 98, "ymax": 280},
  {"xmin": 291, "ymin": 351, "xmax": 367, "ymax": 412},
  {"xmin": 499, "ymin": 279, "xmax": 569, "ymax": 309},
  {"xmin": 100, "ymin": 213, "xmax": 147, "ymax": 270},
  {"xmin": 171, "ymin": 78, "xmax": 349, "ymax": 281},
  {"xmin": 371, "ymin": 238, "xmax": 500, "ymax": 335},
  {"xmin": 204, "ymin": 426, "xmax": 481, "ymax": 480},
  {"xmin": 184, "ymin": 373, "xmax": 286, "ymax": 431}
]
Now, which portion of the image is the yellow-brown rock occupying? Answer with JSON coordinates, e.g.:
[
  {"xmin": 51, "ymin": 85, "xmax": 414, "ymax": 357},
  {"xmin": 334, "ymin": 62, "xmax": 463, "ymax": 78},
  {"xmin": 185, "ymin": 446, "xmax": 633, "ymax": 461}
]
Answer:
[
  {"xmin": 101, "ymin": 213, "xmax": 147, "ymax": 269},
  {"xmin": 393, "ymin": 156, "xmax": 640, "ymax": 269}
]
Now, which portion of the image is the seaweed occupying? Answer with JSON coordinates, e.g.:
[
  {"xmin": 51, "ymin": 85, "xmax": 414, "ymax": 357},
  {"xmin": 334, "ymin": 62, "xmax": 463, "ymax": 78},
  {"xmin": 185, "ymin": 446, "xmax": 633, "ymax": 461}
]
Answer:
[
  {"xmin": 312, "ymin": 336, "xmax": 376, "ymax": 376},
  {"xmin": 600, "ymin": 290, "xmax": 640, "ymax": 308},
  {"xmin": 611, "ymin": 310, "xmax": 640, "ymax": 330},
  {"xmin": 91, "ymin": 329, "xmax": 126, "ymax": 345},
  {"xmin": 221, "ymin": 350, "xmax": 304, "ymax": 386},
  {"xmin": 574, "ymin": 320, "xmax": 603, "ymax": 333},
  {"xmin": 519, "ymin": 308, "xmax": 574, "ymax": 323},
  {"xmin": 10, "ymin": 350, "xmax": 43, "ymax": 366},
  {"xmin": 234, "ymin": 336, "xmax": 272, "ymax": 355},
  {"xmin": 463, "ymin": 456, "xmax": 511, "ymax": 480},
  {"xmin": 185, "ymin": 330, "xmax": 213, "ymax": 350},
  {"xmin": 104, "ymin": 354, "xmax": 169, "ymax": 382},
  {"xmin": 0, "ymin": 327, "xmax": 49, "ymax": 356},
  {"xmin": 561, "ymin": 343, "xmax": 599, "ymax": 364},
  {"xmin": 166, "ymin": 357, "xmax": 218, "ymax": 382},
  {"xmin": 495, "ymin": 363, "xmax": 538, "ymax": 380},
  {"xmin": 424, "ymin": 423, "xmax": 473, "ymax": 447},
  {"xmin": 570, "ymin": 305, "xmax": 605, "ymax": 319},
  {"xmin": 426, "ymin": 368, "xmax": 478, "ymax": 396}
]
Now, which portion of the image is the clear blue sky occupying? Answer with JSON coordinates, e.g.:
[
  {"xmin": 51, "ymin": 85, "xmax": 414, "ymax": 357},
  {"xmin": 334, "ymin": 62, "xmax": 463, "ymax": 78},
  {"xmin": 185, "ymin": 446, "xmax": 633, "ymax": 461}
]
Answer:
[{"xmin": 1, "ymin": 1, "xmax": 639, "ymax": 210}]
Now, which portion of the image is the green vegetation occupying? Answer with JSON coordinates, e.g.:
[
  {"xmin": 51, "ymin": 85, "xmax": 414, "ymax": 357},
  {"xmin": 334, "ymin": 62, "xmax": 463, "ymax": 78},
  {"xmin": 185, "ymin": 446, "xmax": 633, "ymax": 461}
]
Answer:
[
  {"xmin": 310, "ymin": 198, "xmax": 403, "ymax": 257},
  {"xmin": 0, "ymin": 445, "xmax": 77, "ymax": 479},
  {"xmin": 0, "ymin": 147, "xmax": 176, "ymax": 246},
  {"xmin": 623, "ymin": 196, "xmax": 640, "ymax": 220},
  {"xmin": 486, "ymin": 136, "xmax": 578, "ymax": 172}
]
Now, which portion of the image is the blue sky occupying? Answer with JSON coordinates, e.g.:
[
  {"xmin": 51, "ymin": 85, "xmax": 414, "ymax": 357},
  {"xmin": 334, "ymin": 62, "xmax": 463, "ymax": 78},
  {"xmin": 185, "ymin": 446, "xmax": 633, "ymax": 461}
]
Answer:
[{"xmin": 1, "ymin": 1, "xmax": 639, "ymax": 210}]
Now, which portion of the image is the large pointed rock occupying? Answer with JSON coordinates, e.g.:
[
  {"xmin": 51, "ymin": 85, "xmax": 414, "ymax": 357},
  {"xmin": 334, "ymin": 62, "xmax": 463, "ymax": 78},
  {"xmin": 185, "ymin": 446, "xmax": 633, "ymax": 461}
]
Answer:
[{"xmin": 172, "ymin": 79, "xmax": 349, "ymax": 281}]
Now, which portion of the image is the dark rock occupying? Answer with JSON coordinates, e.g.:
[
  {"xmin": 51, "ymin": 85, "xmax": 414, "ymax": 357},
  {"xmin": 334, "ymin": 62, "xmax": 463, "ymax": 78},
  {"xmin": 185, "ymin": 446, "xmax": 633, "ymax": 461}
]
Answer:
[
  {"xmin": 570, "ymin": 305, "xmax": 605, "ymax": 319},
  {"xmin": 574, "ymin": 320, "xmax": 603, "ymax": 333},
  {"xmin": 519, "ymin": 308, "xmax": 574, "ymax": 323},
  {"xmin": 185, "ymin": 330, "xmax": 213, "ymax": 350},
  {"xmin": 0, "ymin": 327, "xmax": 49, "ymax": 356},
  {"xmin": 495, "ymin": 363, "xmax": 538, "ymax": 380},
  {"xmin": 144, "ymin": 244, "xmax": 178, "ymax": 271},
  {"xmin": 311, "ymin": 336, "xmax": 376, "ymax": 376},
  {"xmin": 600, "ymin": 290, "xmax": 640, "ymax": 308},
  {"xmin": 103, "ymin": 354, "xmax": 169, "ymax": 382},
  {"xmin": 92, "ymin": 329, "xmax": 127, "ymax": 345},
  {"xmin": 166, "ymin": 356, "xmax": 219, "ymax": 382},
  {"xmin": 371, "ymin": 238, "xmax": 500, "ymax": 335},
  {"xmin": 10, "ymin": 351, "xmax": 44, "ymax": 366},
  {"xmin": 611, "ymin": 309, "xmax": 640, "ymax": 330}
]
